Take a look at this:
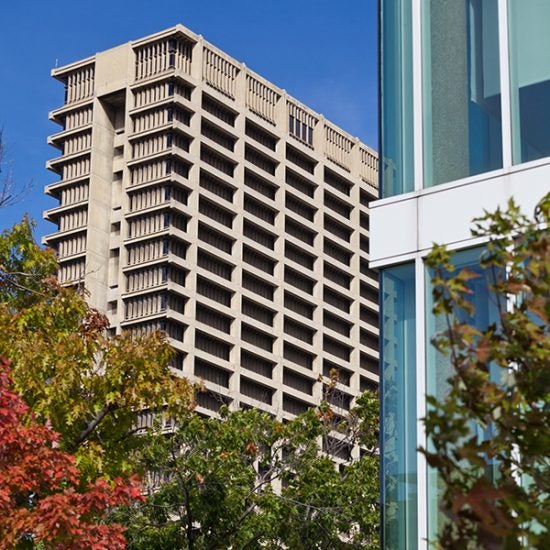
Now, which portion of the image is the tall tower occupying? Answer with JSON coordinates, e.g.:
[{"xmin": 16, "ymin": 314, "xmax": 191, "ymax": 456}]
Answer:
[{"xmin": 44, "ymin": 25, "xmax": 379, "ymax": 428}]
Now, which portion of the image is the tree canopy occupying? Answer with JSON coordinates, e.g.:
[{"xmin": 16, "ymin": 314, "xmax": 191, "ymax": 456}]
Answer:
[
  {"xmin": 0, "ymin": 218, "xmax": 195, "ymax": 482},
  {"xmin": 0, "ymin": 356, "xmax": 142, "ymax": 549},
  {"xmin": 116, "ymin": 392, "xmax": 380, "ymax": 549}
]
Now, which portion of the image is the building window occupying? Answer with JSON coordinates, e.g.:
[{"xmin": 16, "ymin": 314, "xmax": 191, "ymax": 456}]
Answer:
[
  {"xmin": 509, "ymin": 0, "xmax": 550, "ymax": 164},
  {"xmin": 381, "ymin": 263, "xmax": 417, "ymax": 549},
  {"xmin": 425, "ymin": 247, "xmax": 502, "ymax": 540},
  {"xmin": 380, "ymin": 0, "xmax": 414, "ymax": 197},
  {"xmin": 423, "ymin": 0, "xmax": 502, "ymax": 187}
]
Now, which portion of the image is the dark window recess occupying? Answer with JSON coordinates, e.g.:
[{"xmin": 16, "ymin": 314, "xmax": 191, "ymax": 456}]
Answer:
[
  {"xmin": 324, "ymin": 262, "xmax": 351, "ymax": 289},
  {"xmin": 243, "ymin": 246, "xmax": 276, "ymax": 275},
  {"xmin": 323, "ymin": 360, "xmax": 352, "ymax": 386},
  {"xmin": 245, "ymin": 120, "xmax": 278, "ymax": 150},
  {"xmin": 324, "ymin": 168, "xmax": 353, "ymax": 196},
  {"xmin": 242, "ymin": 298, "xmax": 274, "ymax": 327},
  {"xmin": 286, "ymin": 145, "xmax": 316, "ymax": 174},
  {"xmin": 173, "ymin": 160, "xmax": 191, "ymax": 179},
  {"xmin": 196, "ymin": 276, "xmax": 232, "ymax": 307},
  {"xmin": 242, "ymin": 271, "xmax": 275, "ymax": 300},
  {"xmin": 283, "ymin": 369, "xmax": 313, "ymax": 395},
  {"xmin": 288, "ymin": 115, "xmax": 314, "ymax": 146},
  {"xmin": 241, "ymin": 323, "xmax": 274, "ymax": 352},
  {"xmin": 285, "ymin": 242, "xmax": 315, "ymax": 270},
  {"xmin": 197, "ymin": 250, "xmax": 233, "ymax": 280},
  {"xmin": 360, "ymin": 376, "xmax": 378, "ymax": 393},
  {"xmin": 201, "ymin": 146, "xmax": 235, "ymax": 177},
  {"xmin": 240, "ymin": 377, "xmax": 273, "ymax": 404},
  {"xmin": 284, "ymin": 267, "xmax": 314, "ymax": 295},
  {"xmin": 360, "ymin": 189, "xmax": 377, "ymax": 207},
  {"xmin": 202, "ymin": 94, "xmax": 236, "ymax": 126},
  {"xmin": 360, "ymin": 329, "xmax": 378, "ymax": 352},
  {"xmin": 199, "ymin": 197, "xmax": 234, "ymax": 228},
  {"xmin": 283, "ymin": 395, "xmax": 309, "ymax": 415},
  {"xmin": 245, "ymin": 145, "xmax": 277, "ymax": 175},
  {"xmin": 285, "ymin": 217, "xmax": 316, "ymax": 246},
  {"xmin": 360, "ymin": 211, "xmax": 370, "ymax": 231},
  {"xmin": 201, "ymin": 120, "xmax": 236, "ymax": 151},
  {"xmin": 324, "ymin": 240, "xmax": 352, "ymax": 266},
  {"xmin": 360, "ymin": 235, "xmax": 369, "ymax": 254},
  {"xmin": 285, "ymin": 169, "xmax": 316, "ymax": 197},
  {"xmin": 194, "ymin": 359, "xmax": 230, "ymax": 388},
  {"xmin": 323, "ymin": 311, "xmax": 352, "ymax": 337},
  {"xmin": 244, "ymin": 169, "xmax": 277, "ymax": 200},
  {"xmin": 324, "ymin": 215, "xmax": 352, "ymax": 242},
  {"xmin": 195, "ymin": 331, "xmax": 231, "ymax": 360},
  {"xmin": 323, "ymin": 336, "xmax": 351, "ymax": 361},
  {"xmin": 168, "ymin": 351, "xmax": 185, "ymax": 371},
  {"xmin": 243, "ymin": 195, "xmax": 276, "ymax": 224},
  {"xmin": 284, "ymin": 292, "xmax": 314, "ymax": 320},
  {"xmin": 360, "ymin": 305, "xmax": 379, "ymax": 327},
  {"xmin": 324, "ymin": 192, "xmax": 352, "ymax": 219},
  {"xmin": 283, "ymin": 342, "xmax": 313, "ymax": 369},
  {"xmin": 198, "ymin": 223, "xmax": 233, "ymax": 254},
  {"xmin": 196, "ymin": 304, "xmax": 232, "ymax": 333},
  {"xmin": 241, "ymin": 350, "xmax": 274, "ymax": 379},
  {"xmin": 197, "ymin": 390, "xmax": 231, "ymax": 412},
  {"xmin": 360, "ymin": 352, "xmax": 379, "ymax": 376},
  {"xmin": 243, "ymin": 221, "xmax": 276, "ymax": 250},
  {"xmin": 286, "ymin": 194, "xmax": 315, "ymax": 222},
  {"xmin": 199, "ymin": 170, "xmax": 235, "ymax": 202},
  {"xmin": 284, "ymin": 317, "xmax": 314, "ymax": 344},
  {"xmin": 172, "ymin": 187, "xmax": 188, "ymax": 205},
  {"xmin": 360, "ymin": 281, "xmax": 378, "ymax": 303}
]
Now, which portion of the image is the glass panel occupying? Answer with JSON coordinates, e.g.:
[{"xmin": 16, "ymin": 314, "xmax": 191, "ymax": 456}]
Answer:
[
  {"xmin": 381, "ymin": 264, "xmax": 417, "ymax": 549},
  {"xmin": 423, "ymin": 0, "xmax": 502, "ymax": 187},
  {"xmin": 380, "ymin": 0, "xmax": 414, "ymax": 197},
  {"xmin": 425, "ymin": 247, "xmax": 502, "ymax": 541},
  {"xmin": 509, "ymin": 0, "xmax": 550, "ymax": 164}
]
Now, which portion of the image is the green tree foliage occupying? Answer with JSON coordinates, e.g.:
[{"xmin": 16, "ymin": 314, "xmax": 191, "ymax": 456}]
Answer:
[
  {"xmin": 116, "ymin": 391, "xmax": 380, "ymax": 549},
  {"xmin": 422, "ymin": 193, "xmax": 550, "ymax": 549},
  {"xmin": 0, "ymin": 218, "xmax": 195, "ymax": 482}
]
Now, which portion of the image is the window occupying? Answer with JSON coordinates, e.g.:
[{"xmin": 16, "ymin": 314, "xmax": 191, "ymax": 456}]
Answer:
[
  {"xmin": 380, "ymin": 263, "xmax": 417, "ymax": 549},
  {"xmin": 423, "ymin": 0, "xmax": 502, "ymax": 187},
  {"xmin": 509, "ymin": 0, "xmax": 550, "ymax": 164},
  {"xmin": 425, "ymin": 248, "xmax": 501, "ymax": 539},
  {"xmin": 381, "ymin": 0, "xmax": 414, "ymax": 197}
]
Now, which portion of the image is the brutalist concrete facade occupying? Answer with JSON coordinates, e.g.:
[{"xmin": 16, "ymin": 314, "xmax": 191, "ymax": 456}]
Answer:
[{"xmin": 43, "ymin": 25, "xmax": 379, "ymax": 432}]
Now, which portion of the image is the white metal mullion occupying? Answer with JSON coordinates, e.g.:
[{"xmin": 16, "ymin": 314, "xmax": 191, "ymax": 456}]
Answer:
[
  {"xmin": 412, "ymin": 0, "xmax": 424, "ymax": 192},
  {"xmin": 498, "ymin": 0, "xmax": 513, "ymax": 168},
  {"xmin": 415, "ymin": 255, "xmax": 428, "ymax": 549}
]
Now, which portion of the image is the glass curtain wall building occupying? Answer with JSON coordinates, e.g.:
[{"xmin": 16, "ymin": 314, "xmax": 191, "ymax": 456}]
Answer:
[{"xmin": 373, "ymin": 1, "xmax": 550, "ymax": 548}]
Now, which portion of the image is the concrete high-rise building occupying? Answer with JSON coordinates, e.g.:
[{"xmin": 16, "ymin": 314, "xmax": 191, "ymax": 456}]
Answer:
[
  {"xmin": 43, "ymin": 25, "xmax": 379, "ymax": 427},
  {"xmin": 373, "ymin": 1, "xmax": 550, "ymax": 548}
]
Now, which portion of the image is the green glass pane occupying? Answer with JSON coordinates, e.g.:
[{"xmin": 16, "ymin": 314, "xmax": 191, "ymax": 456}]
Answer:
[
  {"xmin": 381, "ymin": 264, "xmax": 417, "ymax": 549},
  {"xmin": 509, "ymin": 0, "xmax": 550, "ymax": 164},
  {"xmin": 380, "ymin": 0, "xmax": 414, "ymax": 197}
]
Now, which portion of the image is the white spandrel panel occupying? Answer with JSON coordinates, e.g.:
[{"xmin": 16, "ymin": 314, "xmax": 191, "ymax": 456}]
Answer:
[
  {"xmin": 369, "ymin": 194, "xmax": 417, "ymax": 267},
  {"xmin": 370, "ymin": 160, "xmax": 550, "ymax": 267}
]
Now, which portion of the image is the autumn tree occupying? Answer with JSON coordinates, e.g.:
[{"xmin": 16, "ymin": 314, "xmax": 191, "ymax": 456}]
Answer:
[
  {"xmin": 115, "ymin": 391, "xmax": 380, "ymax": 549},
  {"xmin": 422, "ymin": 193, "xmax": 550, "ymax": 549},
  {"xmin": 0, "ymin": 356, "xmax": 143, "ymax": 549},
  {"xmin": 0, "ymin": 218, "xmax": 195, "ymax": 482}
]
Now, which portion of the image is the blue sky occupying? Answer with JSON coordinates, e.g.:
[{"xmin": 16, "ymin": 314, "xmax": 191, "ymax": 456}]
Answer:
[{"xmin": 0, "ymin": 0, "xmax": 378, "ymax": 238}]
